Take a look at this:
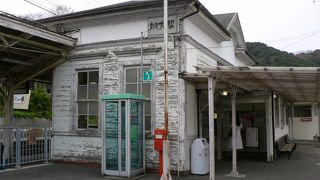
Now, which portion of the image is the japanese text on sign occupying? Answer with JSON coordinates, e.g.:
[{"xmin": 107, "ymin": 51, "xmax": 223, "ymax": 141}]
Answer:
[{"xmin": 148, "ymin": 16, "xmax": 178, "ymax": 35}]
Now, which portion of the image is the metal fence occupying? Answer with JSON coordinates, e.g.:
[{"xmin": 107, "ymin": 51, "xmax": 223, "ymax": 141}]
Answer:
[{"xmin": 0, "ymin": 127, "xmax": 52, "ymax": 170}]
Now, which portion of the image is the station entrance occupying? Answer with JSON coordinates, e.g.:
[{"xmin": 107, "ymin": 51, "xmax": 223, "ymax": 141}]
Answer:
[{"xmin": 198, "ymin": 90, "xmax": 268, "ymax": 160}]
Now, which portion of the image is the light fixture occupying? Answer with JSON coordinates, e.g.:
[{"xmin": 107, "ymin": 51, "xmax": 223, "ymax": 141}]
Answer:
[
  {"xmin": 214, "ymin": 113, "xmax": 218, "ymax": 119},
  {"xmin": 221, "ymin": 90, "xmax": 228, "ymax": 96}
]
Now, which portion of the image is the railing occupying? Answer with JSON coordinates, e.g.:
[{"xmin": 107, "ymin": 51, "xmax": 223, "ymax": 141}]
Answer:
[{"xmin": 0, "ymin": 127, "xmax": 52, "ymax": 170}]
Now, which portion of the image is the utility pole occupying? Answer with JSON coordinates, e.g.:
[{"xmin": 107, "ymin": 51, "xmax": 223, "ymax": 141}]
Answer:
[{"xmin": 161, "ymin": 0, "xmax": 172, "ymax": 180}]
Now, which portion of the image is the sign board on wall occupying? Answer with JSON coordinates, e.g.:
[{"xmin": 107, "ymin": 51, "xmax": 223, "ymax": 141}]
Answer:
[
  {"xmin": 301, "ymin": 117, "xmax": 312, "ymax": 121},
  {"xmin": 143, "ymin": 69, "xmax": 153, "ymax": 81},
  {"xmin": 13, "ymin": 90, "xmax": 31, "ymax": 110},
  {"xmin": 148, "ymin": 16, "xmax": 178, "ymax": 35}
]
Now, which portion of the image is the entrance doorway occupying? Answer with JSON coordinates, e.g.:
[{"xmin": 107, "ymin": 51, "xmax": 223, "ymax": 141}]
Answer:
[{"xmin": 198, "ymin": 91, "xmax": 267, "ymax": 160}]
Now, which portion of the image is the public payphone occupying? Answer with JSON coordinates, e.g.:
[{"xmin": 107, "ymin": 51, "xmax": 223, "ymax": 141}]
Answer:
[{"xmin": 102, "ymin": 94, "xmax": 145, "ymax": 178}]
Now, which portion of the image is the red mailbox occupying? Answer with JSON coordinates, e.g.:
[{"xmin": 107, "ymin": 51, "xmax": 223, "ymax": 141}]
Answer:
[
  {"xmin": 154, "ymin": 129, "xmax": 167, "ymax": 176},
  {"xmin": 154, "ymin": 129, "xmax": 167, "ymax": 151}
]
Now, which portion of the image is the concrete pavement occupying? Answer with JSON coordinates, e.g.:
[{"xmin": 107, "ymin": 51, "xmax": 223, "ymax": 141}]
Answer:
[{"xmin": 1, "ymin": 143, "xmax": 320, "ymax": 180}]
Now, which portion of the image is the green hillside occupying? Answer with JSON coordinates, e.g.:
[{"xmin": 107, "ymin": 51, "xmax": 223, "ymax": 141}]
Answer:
[{"xmin": 246, "ymin": 42, "xmax": 319, "ymax": 67}]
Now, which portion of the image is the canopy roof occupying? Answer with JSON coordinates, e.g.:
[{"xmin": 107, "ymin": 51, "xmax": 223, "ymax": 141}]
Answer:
[
  {"xmin": 0, "ymin": 12, "xmax": 76, "ymax": 126},
  {"xmin": 182, "ymin": 66, "xmax": 320, "ymax": 102},
  {"xmin": 0, "ymin": 13, "xmax": 76, "ymax": 84}
]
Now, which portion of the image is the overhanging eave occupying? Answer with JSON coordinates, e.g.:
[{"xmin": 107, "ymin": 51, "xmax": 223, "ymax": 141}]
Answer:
[{"xmin": 0, "ymin": 14, "xmax": 76, "ymax": 47}]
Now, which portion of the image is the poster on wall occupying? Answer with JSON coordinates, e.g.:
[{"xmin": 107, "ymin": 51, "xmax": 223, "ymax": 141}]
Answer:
[
  {"xmin": 13, "ymin": 90, "xmax": 31, "ymax": 110},
  {"xmin": 239, "ymin": 114, "xmax": 253, "ymax": 127},
  {"xmin": 246, "ymin": 127, "xmax": 259, "ymax": 147}
]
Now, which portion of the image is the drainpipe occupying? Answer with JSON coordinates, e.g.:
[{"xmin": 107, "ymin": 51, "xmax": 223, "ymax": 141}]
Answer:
[
  {"xmin": 179, "ymin": 0, "xmax": 201, "ymax": 138},
  {"xmin": 140, "ymin": 32, "xmax": 143, "ymax": 95},
  {"xmin": 180, "ymin": 2, "xmax": 200, "ymax": 21},
  {"xmin": 178, "ymin": 1, "xmax": 200, "ymax": 72}
]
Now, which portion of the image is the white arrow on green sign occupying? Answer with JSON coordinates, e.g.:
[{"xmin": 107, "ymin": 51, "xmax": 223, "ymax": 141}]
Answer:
[{"xmin": 143, "ymin": 69, "xmax": 153, "ymax": 81}]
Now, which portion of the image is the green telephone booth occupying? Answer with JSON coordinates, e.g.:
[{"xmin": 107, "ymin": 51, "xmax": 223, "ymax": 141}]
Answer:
[{"xmin": 101, "ymin": 94, "xmax": 145, "ymax": 178}]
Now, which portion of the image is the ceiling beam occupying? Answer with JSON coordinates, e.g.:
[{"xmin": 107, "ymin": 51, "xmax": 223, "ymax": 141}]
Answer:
[
  {"xmin": 0, "ymin": 32, "xmax": 65, "ymax": 53},
  {"xmin": 9, "ymin": 53, "xmax": 56, "ymax": 72},
  {"xmin": 0, "ymin": 57, "xmax": 33, "ymax": 66},
  {"xmin": 13, "ymin": 57, "xmax": 66, "ymax": 90},
  {"xmin": 0, "ymin": 47, "xmax": 38, "ymax": 58}
]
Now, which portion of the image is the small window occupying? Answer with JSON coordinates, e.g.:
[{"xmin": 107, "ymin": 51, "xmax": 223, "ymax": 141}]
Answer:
[
  {"xmin": 294, "ymin": 105, "xmax": 311, "ymax": 117},
  {"xmin": 77, "ymin": 70, "xmax": 99, "ymax": 129}
]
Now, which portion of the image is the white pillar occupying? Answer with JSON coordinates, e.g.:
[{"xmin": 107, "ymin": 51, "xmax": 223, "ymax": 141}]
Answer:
[
  {"xmin": 318, "ymin": 103, "xmax": 320, "ymax": 138},
  {"xmin": 288, "ymin": 102, "xmax": 294, "ymax": 140},
  {"xmin": 216, "ymin": 100, "xmax": 222, "ymax": 160},
  {"xmin": 226, "ymin": 85, "xmax": 245, "ymax": 178},
  {"xmin": 161, "ymin": 140, "xmax": 172, "ymax": 180},
  {"xmin": 266, "ymin": 94, "xmax": 274, "ymax": 162},
  {"xmin": 217, "ymin": 110, "xmax": 223, "ymax": 160},
  {"xmin": 231, "ymin": 86, "xmax": 238, "ymax": 173},
  {"xmin": 208, "ymin": 76, "xmax": 216, "ymax": 180}
]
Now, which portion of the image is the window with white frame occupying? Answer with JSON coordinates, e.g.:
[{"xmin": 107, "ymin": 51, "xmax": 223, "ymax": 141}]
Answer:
[
  {"xmin": 124, "ymin": 66, "xmax": 151, "ymax": 131},
  {"xmin": 77, "ymin": 70, "xmax": 99, "ymax": 129}
]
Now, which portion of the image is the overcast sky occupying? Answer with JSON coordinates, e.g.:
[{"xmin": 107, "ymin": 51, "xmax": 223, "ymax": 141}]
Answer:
[{"xmin": 2, "ymin": 0, "xmax": 320, "ymax": 53}]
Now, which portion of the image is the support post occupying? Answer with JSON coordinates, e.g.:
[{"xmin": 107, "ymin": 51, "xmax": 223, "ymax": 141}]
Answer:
[
  {"xmin": 287, "ymin": 102, "xmax": 293, "ymax": 139},
  {"xmin": 266, "ymin": 95, "xmax": 274, "ymax": 162},
  {"xmin": 217, "ymin": 104, "xmax": 223, "ymax": 160},
  {"xmin": 15, "ymin": 128, "xmax": 21, "ymax": 168},
  {"xmin": 208, "ymin": 76, "xmax": 216, "ymax": 180},
  {"xmin": 0, "ymin": 141, "xmax": 4, "ymax": 170},
  {"xmin": 161, "ymin": 0, "xmax": 171, "ymax": 180},
  {"xmin": 317, "ymin": 103, "xmax": 320, "ymax": 139},
  {"xmin": 161, "ymin": 140, "xmax": 172, "ymax": 180},
  {"xmin": 226, "ymin": 85, "xmax": 246, "ymax": 178},
  {"xmin": 2, "ymin": 82, "xmax": 14, "ymax": 171},
  {"xmin": 44, "ymin": 127, "xmax": 48, "ymax": 163},
  {"xmin": 3, "ymin": 85, "xmax": 14, "ymax": 127}
]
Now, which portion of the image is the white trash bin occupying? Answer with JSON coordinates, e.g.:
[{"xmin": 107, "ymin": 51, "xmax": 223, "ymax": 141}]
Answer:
[{"xmin": 191, "ymin": 138, "xmax": 209, "ymax": 175}]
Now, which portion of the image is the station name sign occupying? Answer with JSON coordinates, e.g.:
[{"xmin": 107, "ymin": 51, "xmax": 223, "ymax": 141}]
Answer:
[{"xmin": 148, "ymin": 16, "xmax": 178, "ymax": 35}]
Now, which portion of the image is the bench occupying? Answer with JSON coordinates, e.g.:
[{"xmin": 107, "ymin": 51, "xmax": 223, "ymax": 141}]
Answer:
[{"xmin": 276, "ymin": 135, "xmax": 296, "ymax": 159}]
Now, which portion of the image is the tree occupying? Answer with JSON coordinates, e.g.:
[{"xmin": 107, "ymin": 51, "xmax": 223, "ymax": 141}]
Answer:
[
  {"xmin": 29, "ymin": 86, "xmax": 52, "ymax": 118},
  {"xmin": 20, "ymin": 5, "xmax": 73, "ymax": 20},
  {"xmin": 54, "ymin": 5, "xmax": 73, "ymax": 15},
  {"xmin": 246, "ymin": 42, "xmax": 317, "ymax": 67}
]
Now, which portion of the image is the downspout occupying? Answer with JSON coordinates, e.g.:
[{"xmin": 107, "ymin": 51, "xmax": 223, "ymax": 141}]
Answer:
[
  {"xmin": 180, "ymin": 2, "xmax": 200, "ymax": 21},
  {"xmin": 177, "ymin": 2, "xmax": 200, "ymax": 176},
  {"xmin": 178, "ymin": 1, "xmax": 200, "ymax": 72},
  {"xmin": 140, "ymin": 32, "xmax": 143, "ymax": 95}
]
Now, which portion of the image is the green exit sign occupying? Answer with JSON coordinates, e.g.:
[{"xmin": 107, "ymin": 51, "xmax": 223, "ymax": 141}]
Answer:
[{"xmin": 143, "ymin": 69, "xmax": 153, "ymax": 81}]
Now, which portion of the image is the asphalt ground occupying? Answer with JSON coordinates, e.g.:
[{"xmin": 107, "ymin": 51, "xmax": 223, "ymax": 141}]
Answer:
[{"xmin": 1, "ymin": 143, "xmax": 320, "ymax": 180}]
